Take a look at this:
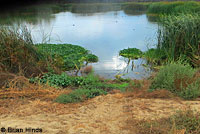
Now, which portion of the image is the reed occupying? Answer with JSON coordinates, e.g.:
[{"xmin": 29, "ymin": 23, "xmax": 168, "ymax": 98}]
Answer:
[
  {"xmin": 147, "ymin": 1, "xmax": 200, "ymax": 15},
  {"xmin": 157, "ymin": 13, "xmax": 200, "ymax": 67},
  {"xmin": 0, "ymin": 26, "xmax": 52, "ymax": 77}
]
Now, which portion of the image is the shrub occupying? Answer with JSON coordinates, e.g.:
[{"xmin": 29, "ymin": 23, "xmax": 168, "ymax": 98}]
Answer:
[
  {"xmin": 55, "ymin": 88, "xmax": 107, "ymax": 103},
  {"xmin": 150, "ymin": 63, "xmax": 200, "ymax": 99},
  {"xmin": 178, "ymin": 80, "xmax": 200, "ymax": 100}
]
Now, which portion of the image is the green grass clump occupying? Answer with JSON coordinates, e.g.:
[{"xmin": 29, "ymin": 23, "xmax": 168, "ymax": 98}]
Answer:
[
  {"xmin": 55, "ymin": 88, "xmax": 107, "ymax": 103},
  {"xmin": 150, "ymin": 63, "xmax": 200, "ymax": 100},
  {"xmin": 35, "ymin": 44, "xmax": 98, "ymax": 71},
  {"xmin": 85, "ymin": 82, "xmax": 129, "ymax": 92},
  {"xmin": 147, "ymin": 1, "xmax": 200, "ymax": 15},
  {"xmin": 178, "ymin": 80, "xmax": 200, "ymax": 100},
  {"xmin": 119, "ymin": 48, "xmax": 143, "ymax": 59},
  {"xmin": 144, "ymin": 48, "xmax": 166, "ymax": 65}
]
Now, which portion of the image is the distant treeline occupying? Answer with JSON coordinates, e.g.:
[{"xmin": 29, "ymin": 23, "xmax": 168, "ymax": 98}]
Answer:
[
  {"xmin": 0, "ymin": 0, "xmax": 199, "ymax": 9},
  {"xmin": 53, "ymin": 0, "xmax": 200, "ymax": 3},
  {"xmin": 65, "ymin": 0, "xmax": 186, "ymax": 3}
]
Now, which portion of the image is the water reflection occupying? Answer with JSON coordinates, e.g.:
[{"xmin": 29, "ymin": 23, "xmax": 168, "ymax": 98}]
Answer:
[
  {"xmin": 0, "ymin": 3, "xmax": 158, "ymax": 79},
  {"xmin": 0, "ymin": 3, "xmax": 156, "ymax": 25}
]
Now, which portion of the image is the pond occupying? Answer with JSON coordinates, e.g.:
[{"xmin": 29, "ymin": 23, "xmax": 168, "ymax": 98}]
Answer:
[{"xmin": 0, "ymin": 4, "xmax": 158, "ymax": 79}]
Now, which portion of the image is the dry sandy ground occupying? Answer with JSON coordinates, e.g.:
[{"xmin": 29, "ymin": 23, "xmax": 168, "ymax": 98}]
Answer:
[{"xmin": 0, "ymin": 93, "xmax": 200, "ymax": 134}]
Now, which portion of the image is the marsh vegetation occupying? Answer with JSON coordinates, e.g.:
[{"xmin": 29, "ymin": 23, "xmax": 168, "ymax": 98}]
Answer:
[{"xmin": 0, "ymin": 1, "xmax": 200, "ymax": 134}]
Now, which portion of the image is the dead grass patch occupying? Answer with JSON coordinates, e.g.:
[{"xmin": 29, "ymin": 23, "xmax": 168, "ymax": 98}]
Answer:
[{"xmin": 126, "ymin": 107, "xmax": 200, "ymax": 134}]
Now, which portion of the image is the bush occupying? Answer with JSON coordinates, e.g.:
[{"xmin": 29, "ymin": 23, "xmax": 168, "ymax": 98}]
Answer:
[
  {"xmin": 150, "ymin": 63, "xmax": 200, "ymax": 99},
  {"xmin": 178, "ymin": 80, "xmax": 200, "ymax": 100},
  {"xmin": 55, "ymin": 88, "xmax": 107, "ymax": 103}
]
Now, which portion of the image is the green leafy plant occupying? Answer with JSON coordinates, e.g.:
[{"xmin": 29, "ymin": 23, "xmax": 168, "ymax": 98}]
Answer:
[
  {"xmin": 30, "ymin": 72, "xmax": 72, "ymax": 88},
  {"xmin": 119, "ymin": 48, "xmax": 143, "ymax": 59},
  {"xmin": 35, "ymin": 44, "xmax": 98, "ymax": 70},
  {"xmin": 55, "ymin": 88, "xmax": 107, "ymax": 103}
]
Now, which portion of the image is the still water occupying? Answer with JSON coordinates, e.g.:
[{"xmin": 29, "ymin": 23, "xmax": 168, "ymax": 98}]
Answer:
[{"xmin": 0, "ymin": 4, "xmax": 158, "ymax": 79}]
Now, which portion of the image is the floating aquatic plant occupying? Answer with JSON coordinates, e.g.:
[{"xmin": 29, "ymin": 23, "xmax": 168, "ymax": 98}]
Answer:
[{"xmin": 119, "ymin": 48, "xmax": 143, "ymax": 59}]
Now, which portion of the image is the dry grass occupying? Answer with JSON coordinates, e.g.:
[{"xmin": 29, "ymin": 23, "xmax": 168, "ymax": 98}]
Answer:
[
  {"xmin": 125, "ymin": 106, "xmax": 200, "ymax": 134},
  {"xmin": 0, "ymin": 74, "xmax": 71, "ymax": 100},
  {"xmin": 125, "ymin": 79, "xmax": 176, "ymax": 99}
]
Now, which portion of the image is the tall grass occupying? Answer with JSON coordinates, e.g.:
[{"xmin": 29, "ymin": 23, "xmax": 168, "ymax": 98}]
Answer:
[
  {"xmin": 148, "ymin": 1, "xmax": 200, "ymax": 15},
  {"xmin": 0, "ymin": 26, "xmax": 53, "ymax": 77},
  {"xmin": 157, "ymin": 14, "xmax": 200, "ymax": 67}
]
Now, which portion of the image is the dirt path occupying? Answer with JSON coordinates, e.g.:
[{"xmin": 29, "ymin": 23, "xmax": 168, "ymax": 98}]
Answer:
[{"xmin": 1, "ymin": 93, "xmax": 200, "ymax": 134}]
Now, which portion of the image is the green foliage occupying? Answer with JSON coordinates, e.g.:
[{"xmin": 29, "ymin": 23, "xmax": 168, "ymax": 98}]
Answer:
[
  {"xmin": 84, "ymin": 54, "xmax": 98, "ymax": 64},
  {"xmin": 30, "ymin": 72, "xmax": 129, "ymax": 92},
  {"xmin": 35, "ymin": 44, "xmax": 98, "ymax": 70},
  {"xmin": 72, "ymin": 74, "xmax": 100, "ymax": 87},
  {"xmin": 30, "ymin": 72, "xmax": 72, "ymax": 88},
  {"xmin": 148, "ymin": 1, "xmax": 200, "ymax": 15},
  {"xmin": 30, "ymin": 73, "xmax": 99, "ymax": 88},
  {"xmin": 119, "ymin": 48, "xmax": 143, "ymax": 59},
  {"xmin": 150, "ymin": 63, "xmax": 200, "ymax": 100},
  {"xmin": 55, "ymin": 88, "xmax": 107, "ymax": 103}
]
